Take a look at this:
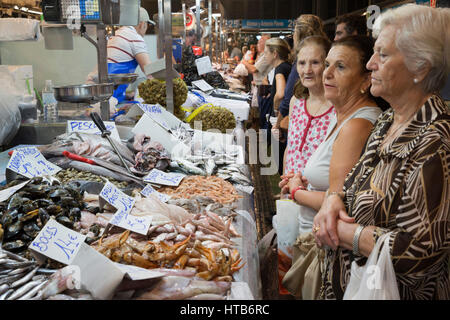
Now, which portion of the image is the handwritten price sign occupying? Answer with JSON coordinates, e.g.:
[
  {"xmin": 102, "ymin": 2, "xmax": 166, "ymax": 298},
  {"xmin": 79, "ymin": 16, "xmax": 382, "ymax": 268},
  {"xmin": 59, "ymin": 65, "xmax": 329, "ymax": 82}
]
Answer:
[
  {"xmin": 143, "ymin": 169, "xmax": 185, "ymax": 187},
  {"xmin": 138, "ymin": 104, "xmax": 171, "ymax": 131},
  {"xmin": 7, "ymin": 147, "xmax": 61, "ymax": 179},
  {"xmin": 100, "ymin": 181, "xmax": 152, "ymax": 235},
  {"xmin": 141, "ymin": 184, "xmax": 171, "ymax": 203},
  {"xmin": 29, "ymin": 218, "xmax": 86, "ymax": 265},
  {"xmin": 67, "ymin": 120, "xmax": 121, "ymax": 141}
]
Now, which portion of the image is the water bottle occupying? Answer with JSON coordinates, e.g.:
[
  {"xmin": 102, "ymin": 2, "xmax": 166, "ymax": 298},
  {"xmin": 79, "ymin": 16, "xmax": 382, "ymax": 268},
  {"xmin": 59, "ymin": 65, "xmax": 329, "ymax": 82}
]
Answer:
[{"xmin": 41, "ymin": 80, "xmax": 58, "ymax": 123}]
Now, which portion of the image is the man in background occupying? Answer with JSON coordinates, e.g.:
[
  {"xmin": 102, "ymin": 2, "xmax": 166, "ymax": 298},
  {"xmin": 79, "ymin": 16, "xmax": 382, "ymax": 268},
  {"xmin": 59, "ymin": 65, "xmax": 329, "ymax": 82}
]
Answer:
[{"xmin": 334, "ymin": 13, "xmax": 367, "ymax": 40}]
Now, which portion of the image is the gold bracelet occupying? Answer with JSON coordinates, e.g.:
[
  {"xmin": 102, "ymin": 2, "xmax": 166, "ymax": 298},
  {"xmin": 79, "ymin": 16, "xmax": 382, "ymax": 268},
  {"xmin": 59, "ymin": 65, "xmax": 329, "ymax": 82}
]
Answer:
[{"xmin": 325, "ymin": 189, "xmax": 345, "ymax": 200}]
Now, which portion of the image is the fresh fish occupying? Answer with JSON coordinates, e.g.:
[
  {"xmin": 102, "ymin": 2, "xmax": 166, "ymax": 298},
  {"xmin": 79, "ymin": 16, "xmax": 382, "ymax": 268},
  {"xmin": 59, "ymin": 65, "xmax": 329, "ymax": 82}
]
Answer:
[
  {"xmin": 135, "ymin": 276, "xmax": 231, "ymax": 300},
  {"xmin": 204, "ymin": 158, "xmax": 216, "ymax": 176},
  {"xmin": 39, "ymin": 132, "xmax": 135, "ymax": 165},
  {"xmin": 172, "ymin": 158, "xmax": 206, "ymax": 176},
  {"xmin": 0, "ymin": 289, "xmax": 13, "ymax": 300},
  {"xmin": 0, "ymin": 284, "xmax": 9, "ymax": 295},
  {"xmin": 61, "ymin": 159, "xmax": 144, "ymax": 186},
  {"xmin": 0, "ymin": 249, "xmax": 28, "ymax": 262},
  {"xmin": 228, "ymin": 172, "xmax": 252, "ymax": 186},
  {"xmin": 17, "ymin": 280, "xmax": 48, "ymax": 300},
  {"xmin": 11, "ymin": 266, "xmax": 39, "ymax": 288},
  {"xmin": 7, "ymin": 278, "xmax": 46, "ymax": 300},
  {"xmin": 36, "ymin": 268, "xmax": 58, "ymax": 275}
]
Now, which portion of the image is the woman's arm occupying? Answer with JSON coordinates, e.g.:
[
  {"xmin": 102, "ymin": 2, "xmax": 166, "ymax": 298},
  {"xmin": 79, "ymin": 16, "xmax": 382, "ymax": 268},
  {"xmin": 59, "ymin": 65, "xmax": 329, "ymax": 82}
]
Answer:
[
  {"xmin": 313, "ymin": 118, "xmax": 374, "ymax": 249},
  {"xmin": 242, "ymin": 59, "xmax": 258, "ymax": 74},
  {"xmin": 273, "ymin": 73, "xmax": 286, "ymax": 113},
  {"xmin": 328, "ymin": 118, "xmax": 374, "ymax": 193},
  {"xmin": 338, "ymin": 147, "xmax": 450, "ymax": 271}
]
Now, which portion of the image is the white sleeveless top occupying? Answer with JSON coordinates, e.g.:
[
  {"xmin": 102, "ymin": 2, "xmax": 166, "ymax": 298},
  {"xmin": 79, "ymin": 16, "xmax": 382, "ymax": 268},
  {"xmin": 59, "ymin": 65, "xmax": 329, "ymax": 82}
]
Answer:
[{"xmin": 297, "ymin": 106, "xmax": 382, "ymax": 234}]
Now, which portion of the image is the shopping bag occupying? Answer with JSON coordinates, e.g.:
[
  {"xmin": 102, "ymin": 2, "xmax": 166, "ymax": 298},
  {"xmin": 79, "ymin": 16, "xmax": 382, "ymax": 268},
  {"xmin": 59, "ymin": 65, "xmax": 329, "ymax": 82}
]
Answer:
[
  {"xmin": 282, "ymin": 232, "xmax": 324, "ymax": 299},
  {"xmin": 273, "ymin": 199, "xmax": 300, "ymax": 295},
  {"xmin": 343, "ymin": 232, "xmax": 400, "ymax": 300}
]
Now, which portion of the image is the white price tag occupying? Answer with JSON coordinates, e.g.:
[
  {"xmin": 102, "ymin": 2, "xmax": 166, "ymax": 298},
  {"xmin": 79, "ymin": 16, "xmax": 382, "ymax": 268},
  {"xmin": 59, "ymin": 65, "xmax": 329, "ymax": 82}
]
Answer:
[
  {"xmin": 138, "ymin": 104, "xmax": 171, "ymax": 131},
  {"xmin": 192, "ymin": 79, "xmax": 214, "ymax": 92},
  {"xmin": 141, "ymin": 184, "xmax": 171, "ymax": 203},
  {"xmin": 99, "ymin": 181, "xmax": 152, "ymax": 235},
  {"xmin": 29, "ymin": 218, "xmax": 86, "ymax": 265},
  {"xmin": 143, "ymin": 169, "xmax": 185, "ymax": 187},
  {"xmin": 195, "ymin": 56, "xmax": 214, "ymax": 75},
  {"xmin": 7, "ymin": 147, "xmax": 61, "ymax": 178},
  {"xmin": 67, "ymin": 120, "xmax": 121, "ymax": 141},
  {"xmin": 0, "ymin": 180, "xmax": 30, "ymax": 202}
]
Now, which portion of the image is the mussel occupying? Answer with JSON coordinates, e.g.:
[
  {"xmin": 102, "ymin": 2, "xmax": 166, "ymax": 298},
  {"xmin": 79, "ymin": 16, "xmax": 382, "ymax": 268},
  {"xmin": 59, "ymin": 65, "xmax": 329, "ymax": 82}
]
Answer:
[
  {"xmin": 56, "ymin": 215, "xmax": 73, "ymax": 228},
  {"xmin": 69, "ymin": 208, "xmax": 81, "ymax": 222},
  {"xmin": 46, "ymin": 205, "xmax": 62, "ymax": 215},
  {"xmin": 4, "ymin": 220, "xmax": 23, "ymax": 240},
  {"xmin": 2, "ymin": 240, "xmax": 26, "ymax": 251},
  {"xmin": 7, "ymin": 194, "xmax": 29, "ymax": 211},
  {"xmin": 38, "ymin": 208, "xmax": 50, "ymax": 225},
  {"xmin": 23, "ymin": 222, "xmax": 40, "ymax": 238}
]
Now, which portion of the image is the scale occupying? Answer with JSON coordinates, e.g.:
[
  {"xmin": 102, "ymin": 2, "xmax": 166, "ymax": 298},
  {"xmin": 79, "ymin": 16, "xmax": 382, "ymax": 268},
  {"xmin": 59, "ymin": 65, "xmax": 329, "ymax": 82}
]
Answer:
[{"xmin": 41, "ymin": 0, "xmax": 141, "ymax": 120}]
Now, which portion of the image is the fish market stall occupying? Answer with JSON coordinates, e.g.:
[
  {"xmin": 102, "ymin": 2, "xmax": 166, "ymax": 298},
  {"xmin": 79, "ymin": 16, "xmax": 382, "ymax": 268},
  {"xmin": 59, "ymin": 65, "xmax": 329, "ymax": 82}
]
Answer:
[{"xmin": 0, "ymin": 1, "xmax": 260, "ymax": 301}]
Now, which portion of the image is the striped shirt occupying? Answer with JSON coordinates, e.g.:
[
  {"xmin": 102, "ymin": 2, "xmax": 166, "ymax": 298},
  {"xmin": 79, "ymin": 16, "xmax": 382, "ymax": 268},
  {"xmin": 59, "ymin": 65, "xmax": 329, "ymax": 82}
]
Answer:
[{"xmin": 107, "ymin": 27, "xmax": 148, "ymax": 63}]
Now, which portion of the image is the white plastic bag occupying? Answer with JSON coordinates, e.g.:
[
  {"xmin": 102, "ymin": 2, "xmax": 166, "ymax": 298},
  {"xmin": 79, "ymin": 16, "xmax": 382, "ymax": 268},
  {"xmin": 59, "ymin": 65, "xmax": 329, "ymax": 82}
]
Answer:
[
  {"xmin": 273, "ymin": 199, "xmax": 300, "ymax": 293},
  {"xmin": 233, "ymin": 63, "xmax": 248, "ymax": 77},
  {"xmin": 343, "ymin": 232, "xmax": 400, "ymax": 300}
]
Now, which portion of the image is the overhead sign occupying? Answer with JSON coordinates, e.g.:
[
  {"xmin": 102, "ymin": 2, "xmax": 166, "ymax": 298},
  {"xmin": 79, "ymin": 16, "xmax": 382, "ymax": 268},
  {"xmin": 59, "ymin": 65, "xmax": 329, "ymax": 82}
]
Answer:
[{"xmin": 241, "ymin": 19, "xmax": 294, "ymax": 29}]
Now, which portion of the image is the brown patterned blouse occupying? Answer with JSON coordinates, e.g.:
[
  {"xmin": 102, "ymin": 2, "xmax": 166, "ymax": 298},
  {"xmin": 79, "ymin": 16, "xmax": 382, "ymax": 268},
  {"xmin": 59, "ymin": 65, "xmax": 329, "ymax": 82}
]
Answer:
[{"xmin": 321, "ymin": 95, "xmax": 450, "ymax": 300}]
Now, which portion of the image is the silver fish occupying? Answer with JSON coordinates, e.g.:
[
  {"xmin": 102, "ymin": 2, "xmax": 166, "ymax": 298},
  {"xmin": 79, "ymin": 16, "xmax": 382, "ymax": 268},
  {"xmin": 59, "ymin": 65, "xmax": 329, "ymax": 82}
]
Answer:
[
  {"xmin": 7, "ymin": 278, "xmax": 46, "ymax": 300},
  {"xmin": 205, "ymin": 158, "xmax": 216, "ymax": 176},
  {"xmin": 17, "ymin": 280, "xmax": 48, "ymax": 300},
  {"xmin": 11, "ymin": 266, "xmax": 39, "ymax": 288},
  {"xmin": 65, "ymin": 160, "xmax": 144, "ymax": 185},
  {"xmin": 0, "ymin": 284, "xmax": 9, "ymax": 295},
  {"xmin": 40, "ymin": 132, "xmax": 135, "ymax": 164},
  {"xmin": 0, "ymin": 249, "xmax": 28, "ymax": 262},
  {"xmin": 172, "ymin": 158, "xmax": 206, "ymax": 176},
  {"xmin": 0, "ymin": 289, "xmax": 13, "ymax": 300}
]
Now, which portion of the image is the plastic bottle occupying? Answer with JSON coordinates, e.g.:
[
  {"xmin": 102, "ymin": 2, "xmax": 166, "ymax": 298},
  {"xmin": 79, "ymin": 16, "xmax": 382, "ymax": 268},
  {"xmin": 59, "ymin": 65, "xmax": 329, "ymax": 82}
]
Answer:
[{"xmin": 41, "ymin": 80, "xmax": 58, "ymax": 123}]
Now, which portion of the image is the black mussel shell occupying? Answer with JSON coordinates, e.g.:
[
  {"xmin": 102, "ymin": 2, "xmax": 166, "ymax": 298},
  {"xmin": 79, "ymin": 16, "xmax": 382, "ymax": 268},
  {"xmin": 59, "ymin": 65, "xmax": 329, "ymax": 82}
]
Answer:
[
  {"xmin": 69, "ymin": 208, "xmax": 81, "ymax": 221},
  {"xmin": 59, "ymin": 197, "xmax": 77, "ymax": 208},
  {"xmin": 2, "ymin": 240, "xmax": 26, "ymax": 251},
  {"xmin": 46, "ymin": 205, "xmax": 62, "ymax": 215},
  {"xmin": 4, "ymin": 220, "xmax": 23, "ymax": 240},
  {"xmin": 38, "ymin": 208, "xmax": 50, "ymax": 225},
  {"xmin": 21, "ymin": 202, "xmax": 37, "ymax": 214},
  {"xmin": 20, "ymin": 233, "xmax": 33, "ymax": 242},
  {"xmin": 7, "ymin": 194, "xmax": 28, "ymax": 211},
  {"xmin": 36, "ymin": 199, "xmax": 53, "ymax": 207},
  {"xmin": 23, "ymin": 222, "xmax": 41, "ymax": 238},
  {"xmin": 86, "ymin": 206, "xmax": 100, "ymax": 214},
  {"xmin": 56, "ymin": 215, "xmax": 73, "ymax": 228},
  {"xmin": 0, "ymin": 211, "xmax": 15, "ymax": 228}
]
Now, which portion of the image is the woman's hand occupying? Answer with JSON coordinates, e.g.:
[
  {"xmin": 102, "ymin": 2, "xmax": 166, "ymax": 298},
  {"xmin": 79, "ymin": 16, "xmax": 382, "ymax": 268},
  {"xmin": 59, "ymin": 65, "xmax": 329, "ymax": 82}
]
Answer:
[
  {"xmin": 313, "ymin": 195, "xmax": 355, "ymax": 250},
  {"xmin": 281, "ymin": 173, "xmax": 308, "ymax": 194}
]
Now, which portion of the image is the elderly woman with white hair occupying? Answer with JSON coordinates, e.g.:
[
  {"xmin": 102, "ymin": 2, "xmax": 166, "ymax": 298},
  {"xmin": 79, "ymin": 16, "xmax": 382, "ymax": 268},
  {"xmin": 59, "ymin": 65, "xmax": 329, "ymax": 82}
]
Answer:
[{"xmin": 313, "ymin": 4, "xmax": 450, "ymax": 300}]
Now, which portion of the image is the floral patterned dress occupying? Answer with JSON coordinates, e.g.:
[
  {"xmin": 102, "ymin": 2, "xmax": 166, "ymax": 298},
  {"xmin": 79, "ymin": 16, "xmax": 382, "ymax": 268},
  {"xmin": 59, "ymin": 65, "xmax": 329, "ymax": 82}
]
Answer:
[{"xmin": 284, "ymin": 97, "xmax": 335, "ymax": 174}]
